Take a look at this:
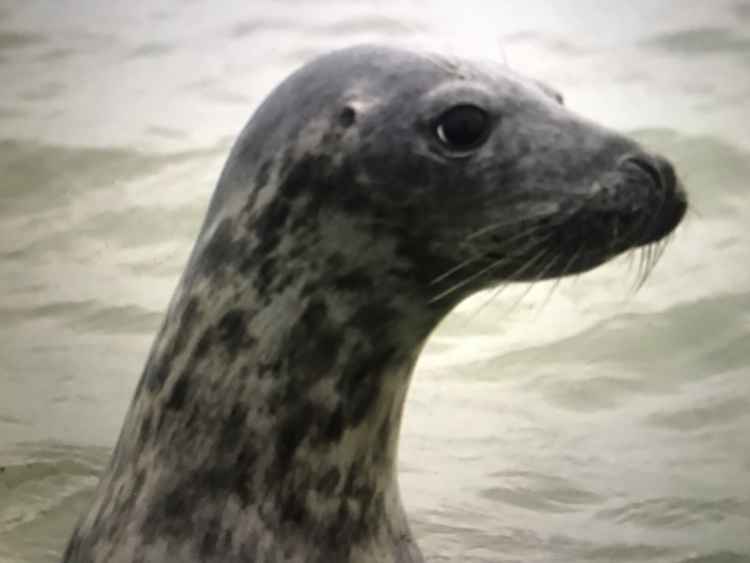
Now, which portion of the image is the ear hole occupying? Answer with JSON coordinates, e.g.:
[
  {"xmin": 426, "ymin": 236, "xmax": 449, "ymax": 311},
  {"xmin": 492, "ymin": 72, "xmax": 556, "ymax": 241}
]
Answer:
[{"xmin": 338, "ymin": 106, "xmax": 356, "ymax": 128}]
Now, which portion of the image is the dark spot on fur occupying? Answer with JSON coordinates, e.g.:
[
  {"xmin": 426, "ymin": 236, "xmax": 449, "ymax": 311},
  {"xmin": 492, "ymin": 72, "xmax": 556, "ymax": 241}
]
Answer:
[
  {"xmin": 232, "ymin": 448, "xmax": 257, "ymax": 506},
  {"xmin": 249, "ymin": 198, "xmax": 290, "ymax": 258},
  {"xmin": 153, "ymin": 406, "xmax": 170, "ymax": 438},
  {"xmin": 173, "ymin": 297, "xmax": 200, "ymax": 353},
  {"xmin": 116, "ymin": 479, "xmax": 139, "ymax": 516},
  {"xmin": 289, "ymin": 196, "xmax": 325, "ymax": 233},
  {"xmin": 279, "ymin": 270, "xmax": 297, "ymax": 291},
  {"xmin": 279, "ymin": 154, "xmax": 333, "ymax": 200},
  {"xmin": 331, "ymin": 161, "xmax": 372, "ymax": 213},
  {"xmin": 141, "ymin": 485, "xmax": 195, "ymax": 543},
  {"xmin": 279, "ymin": 157, "xmax": 311, "ymax": 199},
  {"xmin": 300, "ymin": 281, "xmax": 316, "ymax": 298},
  {"xmin": 337, "ymin": 346, "xmax": 396, "ymax": 427},
  {"xmin": 316, "ymin": 467, "xmax": 340, "ymax": 495},
  {"xmin": 199, "ymin": 218, "xmax": 240, "ymax": 274},
  {"xmin": 399, "ymin": 155, "xmax": 434, "ymax": 189},
  {"xmin": 165, "ymin": 377, "xmax": 189, "ymax": 411},
  {"xmin": 326, "ymin": 252, "xmax": 346, "ymax": 271},
  {"xmin": 288, "ymin": 299, "xmax": 339, "ymax": 378},
  {"xmin": 165, "ymin": 487, "xmax": 189, "ymax": 517},
  {"xmin": 259, "ymin": 358, "xmax": 283, "ymax": 379},
  {"xmin": 218, "ymin": 402, "xmax": 247, "ymax": 451},
  {"xmin": 347, "ymin": 373, "xmax": 381, "ymax": 427},
  {"xmin": 274, "ymin": 401, "xmax": 314, "ymax": 473},
  {"xmin": 200, "ymin": 518, "xmax": 221, "ymax": 557},
  {"xmin": 256, "ymin": 256, "xmax": 277, "ymax": 293},
  {"xmin": 255, "ymin": 158, "xmax": 272, "ymax": 190},
  {"xmin": 333, "ymin": 270, "xmax": 374, "ymax": 292},
  {"xmin": 241, "ymin": 234, "xmax": 281, "ymax": 281},
  {"xmin": 194, "ymin": 329, "xmax": 214, "ymax": 358},
  {"xmin": 342, "ymin": 463, "xmax": 360, "ymax": 495},
  {"xmin": 202, "ymin": 466, "xmax": 236, "ymax": 494},
  {"xmin": 338, "ymin": 106, "xmax": 356, "ymax": 127},
  {"xmin": 145, "ymin": 459, "xmax": 259, "ymax": 542},
  {"xmin": 395, "ymin": 235, "xmax": 451, "ymax": 288},
  {"xmin": 350, "ymin": 302, "xmax": 397, "ymax": 332},
  {"xmin": 222, "ymin": 529, "xmax": 233, "ymax": 549},
  {"xmin": 184, "ymin": 402, "xmax": 200, "ymax": 432},
  {"xmin": 279, "ymin": 486, "xmax": 309, "ymax": 525},
  {"xmin": 138, "ymin": 410, "xmax": 153, "ymax": 443},
  {"xmin": 375, "ymin": 416, "xmax": 392, "ymax": 463},
  {"xmin": 320, "ymin": 404, "xmax": 345, "ymax": 443},
  {"xmin": 217, "ymin": 309, "xmax": 251, "ymax": 354},
  {"xmin": 142, "ymin": 347, "xmax": 172, "ymax": 393},
  {"xmin": 328, "ymin": 503, "xmax": 349, "ymax": 543}
]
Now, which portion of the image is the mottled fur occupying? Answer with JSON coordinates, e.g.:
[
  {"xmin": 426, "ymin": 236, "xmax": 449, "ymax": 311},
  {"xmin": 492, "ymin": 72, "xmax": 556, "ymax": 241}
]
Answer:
[{"xmin": 63, "ymin": 45, "xmax": 685, "ymax": 563}]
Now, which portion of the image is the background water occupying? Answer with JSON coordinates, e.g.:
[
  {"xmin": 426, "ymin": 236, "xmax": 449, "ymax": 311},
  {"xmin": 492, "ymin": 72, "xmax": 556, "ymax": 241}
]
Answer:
[{"xmin": 1, "ymin": 1, "xmax": 749, "ymax": 562}]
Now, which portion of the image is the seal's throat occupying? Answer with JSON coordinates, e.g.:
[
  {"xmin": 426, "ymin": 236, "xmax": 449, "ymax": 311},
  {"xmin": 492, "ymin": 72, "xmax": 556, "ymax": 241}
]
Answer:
[{"xmin": 68, "ymin": 222, "xmax": 435, "ymax": 562}]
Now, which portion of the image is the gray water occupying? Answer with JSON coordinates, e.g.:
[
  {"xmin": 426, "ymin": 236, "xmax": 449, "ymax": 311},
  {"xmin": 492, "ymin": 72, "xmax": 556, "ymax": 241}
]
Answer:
[{"xmin": 1, "ymin": 1, "xmax": 749, "ymax": 562}]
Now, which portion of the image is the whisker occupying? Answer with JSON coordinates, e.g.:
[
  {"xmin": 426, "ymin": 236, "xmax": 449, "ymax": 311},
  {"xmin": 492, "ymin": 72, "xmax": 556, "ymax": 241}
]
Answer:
[
  {"xmin": 429, "ymin": 234, "xmax": 552, "ymax": 303},
  {"xmin": 633, "ymin": 246, "xmax": 648, "ymax": 293},
  {"xmin": 464, "ymin": 281, "xmax": 509, "ymax": 325},
  {"xmin": 429, "ymin": 256, "xmax": 514, "ymax": 304},
  {"xmin": 642, "ymin": 237, "xmax": 670, "ymax": 287},
  {"xmin": 466, "ymin": 247, "xmax": 553, "ymax": 322},
  {"xmin": 627, "ymin": 248, "xmax": 641, "ymax": 296},
  {"xmin": 539, "ymin": 248, "xmax": 581, "ymax": 313},
  {"xmin": 633, "ymin": 242, "xmax": 658, "ymax": 293},
  {"xmin": 625, "ymin": 246, "xmax": 636, "ymax": 276},
  {"xmin": 430, "ymin": 222, "xmax": 550, "ymax": 286},
  {"xmin": 466, "ymin": 204, "xmax": 560, "ymax": 240},
  {"xmin": 647, "ymin": 243, "xmax": 657, "ymax": 282},
  {"xmin": 482, "ymin": 223, "xmax": 552, "ymax": 254},
  {"xmin": 430, "ymin": 254, "xmax": 483, "ymax": 286},
  {"xmin": 503, "ymin": 249, "xmax": 555, "ymax": 315}
]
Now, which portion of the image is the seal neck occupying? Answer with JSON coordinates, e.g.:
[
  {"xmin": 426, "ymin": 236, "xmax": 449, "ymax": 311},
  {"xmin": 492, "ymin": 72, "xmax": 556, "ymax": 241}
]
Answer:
[{"xmin": 103, "ymin": 215, "xmax": 439, "ymax": 561}]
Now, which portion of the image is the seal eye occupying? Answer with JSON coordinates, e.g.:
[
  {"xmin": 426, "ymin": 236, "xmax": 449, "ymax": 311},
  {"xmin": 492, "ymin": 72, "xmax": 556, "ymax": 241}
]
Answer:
[{"xmin": 435, "ymin": 105, "xmax": 490, "ymax": 153}]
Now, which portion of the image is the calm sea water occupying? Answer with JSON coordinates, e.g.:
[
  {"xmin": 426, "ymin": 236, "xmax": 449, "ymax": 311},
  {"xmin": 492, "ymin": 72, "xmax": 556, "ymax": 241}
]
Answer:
[{"xmin": 1, "ymin": 1, "xmax": 749, "ymax": 562}]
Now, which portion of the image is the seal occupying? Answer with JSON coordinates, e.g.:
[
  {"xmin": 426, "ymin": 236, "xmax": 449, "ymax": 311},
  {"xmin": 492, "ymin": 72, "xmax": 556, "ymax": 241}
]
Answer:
[{"xmin": 62, "ymin": 45, "xmax": 687, "ymax": 563}]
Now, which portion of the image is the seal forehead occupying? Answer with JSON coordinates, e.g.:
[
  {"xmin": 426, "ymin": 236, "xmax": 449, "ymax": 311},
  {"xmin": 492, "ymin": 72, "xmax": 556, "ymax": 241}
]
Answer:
[{"xmin": 298, "ymin": 47, "xmax": 557, "ymax": 128}]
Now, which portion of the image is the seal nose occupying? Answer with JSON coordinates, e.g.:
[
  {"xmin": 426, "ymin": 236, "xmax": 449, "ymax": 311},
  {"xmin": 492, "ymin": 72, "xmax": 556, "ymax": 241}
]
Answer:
[
  {"xmin": 617, "ymin": 152, "xmax": 687, "ymax": 245},
  {"xmin": 622, "ymin": 153, "xmax": 676, "ymax": 192}
]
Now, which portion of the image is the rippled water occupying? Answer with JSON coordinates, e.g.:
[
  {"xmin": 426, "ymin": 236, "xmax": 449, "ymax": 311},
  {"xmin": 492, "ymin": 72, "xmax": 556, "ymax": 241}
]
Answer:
[{"xmin": 1, "ymin": 1, "xmax": 749, "ymax": 562}]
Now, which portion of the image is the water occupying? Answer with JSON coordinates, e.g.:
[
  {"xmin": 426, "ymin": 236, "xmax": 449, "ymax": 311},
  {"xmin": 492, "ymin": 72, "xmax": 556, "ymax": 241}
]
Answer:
[{"xmin": 1, "ymin": 1, "xmax": 749, "ymax": 561}]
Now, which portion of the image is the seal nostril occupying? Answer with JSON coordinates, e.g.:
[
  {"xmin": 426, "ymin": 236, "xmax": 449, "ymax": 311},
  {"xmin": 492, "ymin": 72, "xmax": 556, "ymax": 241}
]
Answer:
[
  {"xmin": 653, "ymin": 155, "xmax": 677, "ymax": 192},
  {"xmin": 623, "ymin": 155, "xmax": 665, "ymax": 190}
]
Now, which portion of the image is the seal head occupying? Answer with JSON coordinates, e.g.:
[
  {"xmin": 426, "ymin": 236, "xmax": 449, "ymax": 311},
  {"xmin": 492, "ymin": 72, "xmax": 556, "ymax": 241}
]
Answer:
[
  {"xmin": 63, "ymin": 45, "xmax": 686, "ymax": 563},
  {"xmin": 215, "ymin": 46, "xmax": 685, "ymax": 296}
]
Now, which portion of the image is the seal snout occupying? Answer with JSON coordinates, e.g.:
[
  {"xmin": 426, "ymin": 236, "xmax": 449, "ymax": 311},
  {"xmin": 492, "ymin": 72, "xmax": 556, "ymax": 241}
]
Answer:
[
  {"xmin": 620, "ymin": 153, "xmax": 681, "ymax": 198},
  {"xmin": 618, "ymin": 151, "xmax": 687, "ymax": 245},
  {"xmin": 622, "ymin": 154, "xmax": 669, "ymax": 192},
  {"xmin": 529, "ymin": 149, "xmax": 688, "ymax": 280}
]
